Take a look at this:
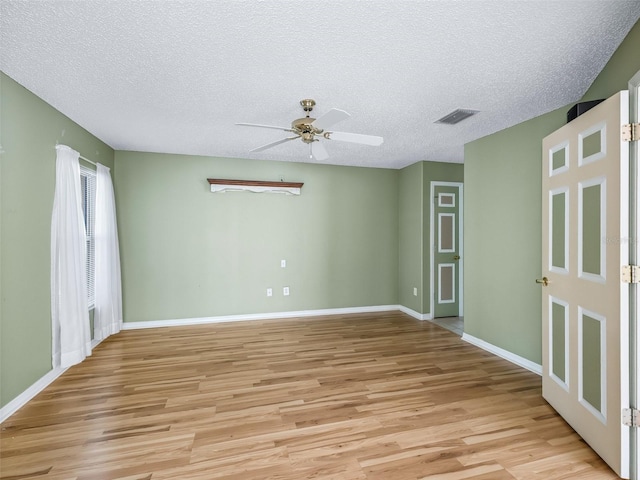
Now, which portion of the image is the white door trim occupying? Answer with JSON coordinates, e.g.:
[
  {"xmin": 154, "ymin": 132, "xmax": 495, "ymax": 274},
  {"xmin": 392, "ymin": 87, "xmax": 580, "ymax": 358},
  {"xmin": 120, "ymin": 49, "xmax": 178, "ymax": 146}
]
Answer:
[
  {"xmin": 549, "ymin": 186, "xmax": 570, "ymax": 275},
  {"xmin": 549, "ymin": 295, "xmax": 570, "ymax": 392},
  {"xmin": 628, "ymin": 68, "xmax": 640, "ymax": 480},
  {"xmin": 577, "ymin": 306, "xmax": 608, "ymax": 425},
  {"xmin": 430, "ymin": 181, "xmax": 464, "ymax": 317},
  {"xmin": 438, "ymin": 263, "xmax": 456, "ymax": 304},
  {"xmin": 438, "ymin": 213, "xmax": 456, "ymax": 253},
  {"xmin": 577, "ymin": 175, "xmax": 607, "ymax": 284}
]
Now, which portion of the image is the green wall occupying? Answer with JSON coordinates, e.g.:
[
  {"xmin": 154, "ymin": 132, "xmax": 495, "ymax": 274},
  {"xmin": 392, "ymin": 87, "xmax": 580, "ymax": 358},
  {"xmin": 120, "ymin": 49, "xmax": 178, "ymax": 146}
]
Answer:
[
  {"xmin": 398, "ymin": 162, "xmax": 424, "ymax": 313},
  {"xmin": 116, "ymin": 154, "xmax": 461, "ymax": 324},
  {"xmin": 464, "ymin": 19, "xmax": 640, "ymax": 364},
  {"xmin": 0, "ymin": 73, "xmax": 114, "ymax": 408},
  {"xmin": 114, "ymin": 152, "xmax": 399, "ymax": 322},
  {"xmin": 464, "ymin": 108, "xmax": 564, "ymax": 362}
]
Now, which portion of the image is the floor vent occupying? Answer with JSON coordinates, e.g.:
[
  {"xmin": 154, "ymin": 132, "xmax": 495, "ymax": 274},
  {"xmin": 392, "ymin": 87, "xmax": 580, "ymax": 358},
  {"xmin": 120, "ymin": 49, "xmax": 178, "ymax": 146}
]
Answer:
[{"xmin": 435, "ymin": 109, "xmax": 479, "ymax": 125}]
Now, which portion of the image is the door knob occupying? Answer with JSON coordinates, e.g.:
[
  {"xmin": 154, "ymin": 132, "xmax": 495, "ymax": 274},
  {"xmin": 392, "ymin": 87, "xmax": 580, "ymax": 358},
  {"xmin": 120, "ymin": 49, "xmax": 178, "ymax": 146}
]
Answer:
[
  {"xmin": 535, "ymin": 277, "xmax": 550, "ymax": 287},
  {"xmin": 453, "ymin": 255, "xmax": 461, "ymax": 260}
]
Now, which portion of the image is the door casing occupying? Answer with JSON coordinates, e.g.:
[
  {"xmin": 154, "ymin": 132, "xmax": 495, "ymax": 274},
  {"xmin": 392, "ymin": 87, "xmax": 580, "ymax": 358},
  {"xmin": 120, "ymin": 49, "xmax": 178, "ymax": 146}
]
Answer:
[{"xmin": 628, "ymin": 68, "xmax": 640, "ymax": 480}]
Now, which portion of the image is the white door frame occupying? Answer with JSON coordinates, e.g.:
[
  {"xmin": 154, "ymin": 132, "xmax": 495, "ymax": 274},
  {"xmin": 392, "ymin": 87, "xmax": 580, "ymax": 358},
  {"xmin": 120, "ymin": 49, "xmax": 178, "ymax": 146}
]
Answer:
[
  {"xmin": 430, "ymin": 181, "xmax": 464, "ymax": 318},
  {"xmin": 629, "ymin": 68, "xmax": 640, "ymax": 480}
]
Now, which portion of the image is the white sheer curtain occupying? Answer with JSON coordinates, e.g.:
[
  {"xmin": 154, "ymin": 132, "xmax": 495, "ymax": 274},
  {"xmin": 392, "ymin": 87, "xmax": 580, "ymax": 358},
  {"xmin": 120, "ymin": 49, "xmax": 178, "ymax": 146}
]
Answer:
[
  {"xmin": 94, "ymin": 163, "xmax": 123, "ymax": 340},
  {"xmin": 51, "ymin": 145, "xmax": 91, "ymax": 368}
]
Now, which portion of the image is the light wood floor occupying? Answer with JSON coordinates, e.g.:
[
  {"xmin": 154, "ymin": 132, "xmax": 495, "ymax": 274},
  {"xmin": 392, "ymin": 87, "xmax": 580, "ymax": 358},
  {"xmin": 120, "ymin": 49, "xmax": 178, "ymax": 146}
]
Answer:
[{"xmin": 0, "ymin": 311, "xmax": 618, "ymax": 479}]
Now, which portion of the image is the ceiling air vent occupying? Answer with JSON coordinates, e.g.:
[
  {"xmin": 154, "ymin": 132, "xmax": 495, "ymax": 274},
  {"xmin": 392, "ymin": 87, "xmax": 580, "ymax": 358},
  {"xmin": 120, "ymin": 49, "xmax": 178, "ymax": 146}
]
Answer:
[{"xmin": 435, "ymin": 109, "xmax": 479, "ymax": 125}]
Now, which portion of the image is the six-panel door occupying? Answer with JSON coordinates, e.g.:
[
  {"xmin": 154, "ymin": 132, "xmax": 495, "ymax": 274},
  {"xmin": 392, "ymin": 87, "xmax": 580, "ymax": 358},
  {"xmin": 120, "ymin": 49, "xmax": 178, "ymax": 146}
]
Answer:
[
  {"xmin": 541, "ymin": 91, "xmax": 630, "ymax": 478},
  {"xmin": 433, "ymin": 183, "xmax": 463, "ymax": 318}
]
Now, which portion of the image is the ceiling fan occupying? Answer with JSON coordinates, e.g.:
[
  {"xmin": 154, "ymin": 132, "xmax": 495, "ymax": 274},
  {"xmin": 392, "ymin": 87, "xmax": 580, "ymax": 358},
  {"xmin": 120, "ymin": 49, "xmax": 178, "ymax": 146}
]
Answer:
[{"xmin": 236, "ymin": 99, "xmax": 383, "ymax": 161}]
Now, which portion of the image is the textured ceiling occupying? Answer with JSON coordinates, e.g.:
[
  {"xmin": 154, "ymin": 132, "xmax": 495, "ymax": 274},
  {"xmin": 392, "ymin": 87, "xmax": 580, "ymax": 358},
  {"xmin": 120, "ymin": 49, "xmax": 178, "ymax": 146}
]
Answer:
[{"xmin": 2, "ymin": 1, "xmax": 639, "ymax": 169}]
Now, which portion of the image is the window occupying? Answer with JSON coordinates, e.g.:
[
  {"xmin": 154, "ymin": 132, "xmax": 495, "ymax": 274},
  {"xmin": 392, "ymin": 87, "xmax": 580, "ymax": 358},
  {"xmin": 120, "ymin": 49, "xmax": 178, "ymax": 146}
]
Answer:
[{"xmin": 80, "ymin": 167, "xmax": 96, "ymax": 309}]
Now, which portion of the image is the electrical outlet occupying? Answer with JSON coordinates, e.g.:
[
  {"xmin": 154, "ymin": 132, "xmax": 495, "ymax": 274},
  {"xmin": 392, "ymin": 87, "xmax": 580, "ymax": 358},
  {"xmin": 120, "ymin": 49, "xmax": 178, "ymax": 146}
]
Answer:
[
  {"xmin": 267, "ymin": 288, "xmax": 273, "ymax": 297},
  {"xmin": 283, "ymin": 286, "xmax": 290, "ymax": 296},
  {"xmin": 413, "ymin": 287, "xmax": 418, "ymax": 296},
  {"xmin": 281, "ymin": 259, "xmax": 286, "ymax": 268}
]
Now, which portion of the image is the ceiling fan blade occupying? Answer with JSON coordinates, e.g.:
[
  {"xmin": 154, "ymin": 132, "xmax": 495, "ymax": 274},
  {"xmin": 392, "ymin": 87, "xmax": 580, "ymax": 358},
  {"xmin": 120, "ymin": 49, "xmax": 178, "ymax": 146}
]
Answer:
[
  {"xmin": 312, "ymin": 141, "xmax": 329, "ymax": 161},
  {"xmin": 311, "ymin": 108, "xmax": 351, "ymax": 131},
  {"xmin": 236, "ymin": 123, "xmax": 296, "ymax": 133},
  {"xmin": 325, "ymin": 131, "xmax": 384, "ymax": 146},
  {"xmin": 250, "ymin": 136, "xmax": 299, "ymax": 153}
]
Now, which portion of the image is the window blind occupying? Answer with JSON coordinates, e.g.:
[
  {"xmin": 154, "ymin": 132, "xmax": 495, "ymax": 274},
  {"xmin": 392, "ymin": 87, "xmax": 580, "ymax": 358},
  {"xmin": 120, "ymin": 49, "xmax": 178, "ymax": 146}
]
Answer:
[{"xmin": 80, "ymin": 166, "xmax": 96, "ymax": 309}]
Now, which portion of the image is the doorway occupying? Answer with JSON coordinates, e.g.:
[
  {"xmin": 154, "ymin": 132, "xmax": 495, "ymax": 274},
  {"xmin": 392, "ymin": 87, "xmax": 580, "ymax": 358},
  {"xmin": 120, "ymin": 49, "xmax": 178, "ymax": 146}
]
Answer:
[{"xmin": 430, "ymin": 181, "xmax": 463, "ymax": 327}]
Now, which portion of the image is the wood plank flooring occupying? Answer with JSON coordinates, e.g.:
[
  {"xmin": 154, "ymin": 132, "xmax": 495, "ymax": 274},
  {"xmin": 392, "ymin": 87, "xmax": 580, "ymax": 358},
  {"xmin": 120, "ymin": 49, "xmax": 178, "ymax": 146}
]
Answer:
[{"xmin": 0, "ymin": 311, "xmax": 618, "ymax": 479}]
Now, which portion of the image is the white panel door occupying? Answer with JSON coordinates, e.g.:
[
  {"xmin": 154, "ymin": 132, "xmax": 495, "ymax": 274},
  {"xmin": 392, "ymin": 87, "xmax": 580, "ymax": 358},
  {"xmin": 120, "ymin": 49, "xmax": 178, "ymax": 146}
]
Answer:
[{"xmin": 541, "ymin": 91, "xmax": 630, "ymax": 478}]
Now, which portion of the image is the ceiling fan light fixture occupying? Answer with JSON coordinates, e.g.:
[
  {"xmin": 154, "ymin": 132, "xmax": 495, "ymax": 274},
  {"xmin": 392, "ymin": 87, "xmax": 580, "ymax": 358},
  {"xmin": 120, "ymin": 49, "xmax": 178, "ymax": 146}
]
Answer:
[{"xmin": 435, "ymin": 109, "xmax": 479, "ymax": 125}]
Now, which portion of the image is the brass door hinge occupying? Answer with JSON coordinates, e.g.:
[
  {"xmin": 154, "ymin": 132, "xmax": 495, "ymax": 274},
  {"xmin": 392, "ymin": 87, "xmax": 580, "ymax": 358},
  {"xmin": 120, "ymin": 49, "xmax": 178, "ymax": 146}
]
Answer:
[
  {"xmin": 622, "ymin": 123, "xmax": 639, "ymax": 142},
  {"xmin": 621, "ymin": 265, "xmax": 640, "ymax": 283},
  {"xmin": 623, "ymin": 408, "xmax": 639, "ymax": 427}
]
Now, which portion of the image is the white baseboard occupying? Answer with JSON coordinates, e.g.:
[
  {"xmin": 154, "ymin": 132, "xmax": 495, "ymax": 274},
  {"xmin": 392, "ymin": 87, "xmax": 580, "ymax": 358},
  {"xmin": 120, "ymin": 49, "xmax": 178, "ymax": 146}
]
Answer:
[
  {"xmin": 122, "ymin": 305, "xmax": 403, "ymax": 330},
  {"xmin": 0, "ymin": 366, "xmax": 69, "ymax": 423},
  {"xmin": 461, "ymin": 333, "xmax": 542, "ymax": 375},
  {"xmin": 398, "ymin": 305, "xmax": 433, "ymax": 321},
  {"xmin": 2, "ymin": 335, "xmax": 106, "ymax": 423}
]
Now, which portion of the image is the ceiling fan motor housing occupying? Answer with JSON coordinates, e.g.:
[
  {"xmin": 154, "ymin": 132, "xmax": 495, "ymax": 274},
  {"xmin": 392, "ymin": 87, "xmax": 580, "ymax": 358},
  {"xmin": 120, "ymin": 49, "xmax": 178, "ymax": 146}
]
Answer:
[{"xmin": 292, "ymin": 117, "xmax": 323, "ymax": 143}]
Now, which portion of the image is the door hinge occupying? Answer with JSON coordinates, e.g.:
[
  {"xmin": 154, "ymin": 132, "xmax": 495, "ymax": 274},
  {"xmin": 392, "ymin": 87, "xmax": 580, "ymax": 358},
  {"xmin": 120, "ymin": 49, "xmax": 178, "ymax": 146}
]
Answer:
[
  {"xmin": 621, "ymin": 265, "xmax": 640, "ymax": 283},
  {"xmin": 623, "ymin": 408, "xmax": 639, "ymax": 427},
  {"xmin": 622, "ymin": 123, "xmax": 639, "ymax": 142}
]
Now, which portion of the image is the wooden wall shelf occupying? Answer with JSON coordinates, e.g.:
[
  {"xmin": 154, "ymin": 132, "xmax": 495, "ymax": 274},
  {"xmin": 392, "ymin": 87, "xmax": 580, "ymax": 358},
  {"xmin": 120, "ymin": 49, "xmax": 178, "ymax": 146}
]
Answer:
[{"xmin": 207, "ymin": 178, "xmax": 304, "ymax": 195}]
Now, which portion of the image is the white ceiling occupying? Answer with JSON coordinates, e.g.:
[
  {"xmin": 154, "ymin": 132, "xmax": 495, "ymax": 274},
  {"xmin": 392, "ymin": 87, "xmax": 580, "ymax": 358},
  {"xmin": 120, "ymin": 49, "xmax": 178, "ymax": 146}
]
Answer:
[{"xmin": 2, "ymin": 1, "xmax": 639, "ymax": 169}]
